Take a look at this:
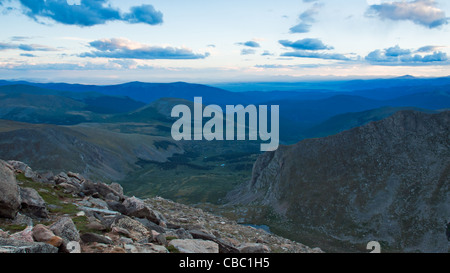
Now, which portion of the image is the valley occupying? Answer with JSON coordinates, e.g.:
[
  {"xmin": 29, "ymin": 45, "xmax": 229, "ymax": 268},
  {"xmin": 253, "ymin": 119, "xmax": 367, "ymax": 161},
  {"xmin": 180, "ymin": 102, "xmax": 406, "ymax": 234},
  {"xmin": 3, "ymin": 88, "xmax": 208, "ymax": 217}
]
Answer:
[{"xmin": 0, "ymin": 77, "xmax": 449, "ymax": 252}]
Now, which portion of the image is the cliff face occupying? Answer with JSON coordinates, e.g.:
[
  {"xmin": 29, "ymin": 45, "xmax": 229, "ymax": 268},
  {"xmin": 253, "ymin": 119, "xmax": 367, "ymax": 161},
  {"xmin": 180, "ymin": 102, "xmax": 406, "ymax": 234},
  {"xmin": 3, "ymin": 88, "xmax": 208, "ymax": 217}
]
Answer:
[{"xmin": 228, "ymin": 111, "xmax": 450, "ymax": 252}]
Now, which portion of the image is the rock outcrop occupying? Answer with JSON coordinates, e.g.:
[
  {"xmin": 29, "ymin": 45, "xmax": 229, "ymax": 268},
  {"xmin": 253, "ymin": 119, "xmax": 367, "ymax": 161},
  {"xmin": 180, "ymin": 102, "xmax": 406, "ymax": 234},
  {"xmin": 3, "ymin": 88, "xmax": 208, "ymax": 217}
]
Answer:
[
  {"xmin": 0, "ymin": 161, "xmax": 21, "ymax": 219},
  {"xmin": 227, "ymin": 111, "xmax": 450, "ymax": 253},
  {"xmin": 0, "ymin": 159, "xmax": 321, "ymax": 253}
]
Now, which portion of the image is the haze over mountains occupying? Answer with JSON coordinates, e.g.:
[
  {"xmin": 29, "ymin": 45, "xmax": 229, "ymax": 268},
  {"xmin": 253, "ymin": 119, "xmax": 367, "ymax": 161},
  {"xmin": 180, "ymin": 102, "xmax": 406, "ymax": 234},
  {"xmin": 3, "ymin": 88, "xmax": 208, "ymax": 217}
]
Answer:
[{"xmin": 0, "ymin": 76, "xmax": 449, "ymax": 252}]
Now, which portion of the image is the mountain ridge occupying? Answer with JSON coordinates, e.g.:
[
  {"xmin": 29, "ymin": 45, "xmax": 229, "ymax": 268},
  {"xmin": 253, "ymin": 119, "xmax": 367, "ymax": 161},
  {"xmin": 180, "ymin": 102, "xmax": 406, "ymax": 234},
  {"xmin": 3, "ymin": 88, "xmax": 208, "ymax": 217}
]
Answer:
[{"xmin": 227, "ymin": 110, "xmax": 450, "ymax": 252}]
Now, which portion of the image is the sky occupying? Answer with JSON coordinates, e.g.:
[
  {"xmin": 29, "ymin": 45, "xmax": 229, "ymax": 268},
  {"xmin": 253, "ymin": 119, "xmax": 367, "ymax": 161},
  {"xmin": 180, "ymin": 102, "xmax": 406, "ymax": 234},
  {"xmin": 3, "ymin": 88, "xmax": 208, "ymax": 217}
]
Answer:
[{"xmin": 0, "ymin": 0, "xmax": 449, "ymax": 84}]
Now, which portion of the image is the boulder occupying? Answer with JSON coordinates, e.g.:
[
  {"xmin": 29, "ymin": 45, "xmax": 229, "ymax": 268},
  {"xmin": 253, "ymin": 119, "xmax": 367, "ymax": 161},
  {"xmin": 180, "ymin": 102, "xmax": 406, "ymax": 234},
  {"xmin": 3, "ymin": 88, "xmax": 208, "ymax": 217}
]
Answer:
[
  {"xmin": 49, "ymin": 217, "xmax": 80, "ymax": 242},
  {"xmin": 80, "ymin": 233, "xmax": 113, "ymax": 245},
  {"xmin": 135, "ymin": 218, "xmax": 166, "ymax": 234},
  {"xmin": 109, "ymin": 183, "xmax": 124, "ymax": 195},
  {"xmin": 189, "ymin": 230, "xmax": 239, "ymax": 253},
  {"xmin": 58, "ymin": 183, "xmax": 80, "ymax": 194},
  {"xmin": 7, "ymin": 161, "xmax": 35, "ymax": 178},
  {"xmin": 81, "ymin": 180, "xmax": 123, "ymax": 201},
  {"xmin": 10, "ymin": 226, "xmax": 34, "ymax": 243},
  {"xmin": 111, "ymin": 215, "xmax": 151, "ymax": 242},
  {"xmin": 0, "ymin": 238, "xmax": 58, "ymax": 253},
  {"xmin": 32, "ymin": 224, "xmax": 63, "ymax": 248},
  {"xmin": 124, "ymin": 243, "xmax": 169, "ymax": 253},
  {"xmin": 238, "ymin": 243, "xmax": 271, "ymax": 253},
  {"xmin": 67, "ymin": 172, "xmax": 84, "ymax": 182},
  {"xmin": 123, "ymin": 197, "xmax": 166, "ymax": 225},
  {"xmin": 106, "ymin": 200, "xmax": 128, "ymax": 215},
  {"xmin": 19, "ymin": 187, "xmax": 48, "ymax": 218},
  {"xmin": 174, "ymin": 228, "xmax": 194, "ymax": 239},
  {"xmin": 0, "ymin": 160, "xmax": 21, "ymax": 219},
  {"xmin": 169, "ymin": 239, "xmax": 219, "ymax": 253}
]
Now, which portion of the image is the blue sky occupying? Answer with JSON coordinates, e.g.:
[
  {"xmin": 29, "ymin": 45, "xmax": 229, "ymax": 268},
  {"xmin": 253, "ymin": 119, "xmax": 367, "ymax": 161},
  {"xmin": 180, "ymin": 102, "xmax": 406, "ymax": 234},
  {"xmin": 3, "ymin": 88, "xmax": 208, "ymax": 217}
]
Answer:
[{"xmin": 0, "ymin": 0, "xmax": 449, "ymax": 84}]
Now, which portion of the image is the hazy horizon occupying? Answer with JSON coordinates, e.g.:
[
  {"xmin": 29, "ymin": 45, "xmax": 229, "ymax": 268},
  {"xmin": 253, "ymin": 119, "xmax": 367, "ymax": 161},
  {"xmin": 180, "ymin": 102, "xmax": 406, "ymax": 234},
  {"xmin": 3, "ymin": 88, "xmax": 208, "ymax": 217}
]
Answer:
[{"xmin": 0, "ymin": 1, "xmax": 449, "ymax": 84}]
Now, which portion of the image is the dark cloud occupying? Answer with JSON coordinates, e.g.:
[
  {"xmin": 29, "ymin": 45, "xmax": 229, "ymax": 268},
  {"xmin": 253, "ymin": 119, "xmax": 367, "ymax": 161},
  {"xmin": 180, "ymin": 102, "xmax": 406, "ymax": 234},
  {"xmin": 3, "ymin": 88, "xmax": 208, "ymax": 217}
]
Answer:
[
  {"xmin": 80, "ymin": 38, "xmax": 209, "ymax": 60},
  {"xmin": 366, "ymin": 0, "xmax": 448, "ymax": 29},
  {"xmin": 366, "ymin": 45, "xmax": 448, "ymax": 65},
  {"xmin": 279, "ymin": 38, "xmax": 333, "ymax": 51},
  {"xmin": 14, "ymin": 0, "xmax": 163, "ymax": 27},
  {"xmin": 281, "ymin": 50, "xmax": 351, "ymax": 61}
]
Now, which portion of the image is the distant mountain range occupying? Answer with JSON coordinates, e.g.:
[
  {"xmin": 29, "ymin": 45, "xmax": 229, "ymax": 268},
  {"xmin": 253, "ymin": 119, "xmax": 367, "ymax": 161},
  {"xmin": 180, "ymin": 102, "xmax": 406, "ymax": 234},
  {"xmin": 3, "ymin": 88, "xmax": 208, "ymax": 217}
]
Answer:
[
  {"xmin": 0, "ymin": 78, "xmax": 449, "ymax": 143},
  {"xmin": 0, "ymin": 77, "xmax": 449, "ymax": 252}
]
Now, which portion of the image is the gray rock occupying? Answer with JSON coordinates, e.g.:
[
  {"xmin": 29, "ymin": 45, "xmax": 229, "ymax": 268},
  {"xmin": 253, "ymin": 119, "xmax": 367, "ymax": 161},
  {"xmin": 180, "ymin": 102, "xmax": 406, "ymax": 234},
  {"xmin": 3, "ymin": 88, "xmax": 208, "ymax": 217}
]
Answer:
[
  {"xmin": 189, "ymin": 230, "xmax": 239, "ymax": 253},
  {"xmin": 175, "ymin": 228, "xmax": 194, "ymax": 239},
  {"xmin": 81, "ymin": 180, "xmax": 123, "ymax": 201},
  {"xmin": 123, "ymin": 197, "xmax": 165, "ymax": 225},
  {"xmin": 238, "ymin": 243, "xmax": 271, "ymax": 253},
  {"xmin": 124, "ymin": 243, "xmax": 168, "ymax": 253},
  {"xmin": 81, "ymin": 233, "xmax": 113, "ymax": 245},
  {"xmin": 67, "ymin": 172, "xmax": 84, "ymax": 182},
  {"xmin": 105, "ymin": 193, "xmax": 120, "ymax": 202},
  {"xmin": 49, "ymin": 217, "xmax": 80, "ymax": 242},
  {"xmin": 10, "ymin": 226, "xmax": 34, "ymax": 243},
  {"xmin": 111, "ymin": 215, "xmax": 151, "ymax": 242},
  {"xmin": 88, "ymin": 197, "xmax": 109, "ymax": 210},
  {"xmin": 58, "ymin": 183, "xmax": 79, "ymax": 194},
  {"xmin": 0, "ymin": 160, "xmax": 21, "ymax": 219},
  {"xmin": 168, "ymin": 239, "xmax": 219, "ymax": 253},
  {"xmin": 19, "ymin": 187, "xmax": 48, "ymax": 218},
  {"xmin": 78, "ymin": 206, "xmax": 120, "ymax": 215},
  {"xmin": 135, "ymin": 218, "xmax": 166, "ymax": 234},
  {"xmin": 109, "ymin": 183, "xmax": 124, "ymax": 195},
  {"xmin": 0, "ymin": 238, "xmax": 58, "ymax": 253},
  {"xmin": 106, "ymin": 200, "xmax": 127, "ymax": 214},
  {"xmin": 7, "ymin": 161, "xmax": 29, "ymax": 173},
  {"xmin": 153, "ymin": 233, "xmax": 167, "ymax": 246}
]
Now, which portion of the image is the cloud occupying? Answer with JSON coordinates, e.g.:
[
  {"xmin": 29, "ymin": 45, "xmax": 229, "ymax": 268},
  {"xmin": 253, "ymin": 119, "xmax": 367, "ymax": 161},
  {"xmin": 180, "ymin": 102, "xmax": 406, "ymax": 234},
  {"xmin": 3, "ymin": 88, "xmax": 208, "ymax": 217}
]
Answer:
[
  {"xmin": 290, "ymin": 3, "xmax": 322, "ymax": 33},
  {"xmin": 80, "ymin": 38, "xmax": 209, "ymax": 60},
  {"xmin": 384, "ymin": 45, "xmax": 411, "ymax": 57},
  {"xmin": 279, "ymin": 38, "xmax": 333, "ymax": 51},
  {"xmin": 237, "ymin": 41, "xmax": 261, "ymax": 48},
  {"xmin": 18, "ymin": 44, "xmax": 56, "ymax": 52},
  {"xmin": 366, "ymin": 45, "xmax": 448, "ymax": 65},
  {"xmin": 10, "ymin": 36, "xmax": 31, "ymax": 42},
  {"xmin": 13, "ymin": 0, "xmax": 163, "ymax": 27},
  {"xmin": 20, "ymin": 53, "xmax": 36, "ymax": 57},
  {"xmin": 0, "ymin": 42, "xmax": 17, "ymax": 50},
  {"xmin": 366, "ymin": 0, "xmax": 448, "ymax": 28},
  {"xmin": 281, "ymin": 50, "xmax": 351, "ymax": 61},
  {"xmin": 261, "ymin": 50, "xmax": 274, "ymax": 56},
  {"xmin": 241, "ymin": 49, "xmax": 256, "ymax": 55},
  {"xmin": 0, "ymin": 42, "xmax": 57, "ymax": 52},
  {"xmin": 0, "ymin": 60, "xmax": 150, "ymax": 71},
  {"xmin": 416, "ymin": 45, "xmax": 444, "ymax": 52}
]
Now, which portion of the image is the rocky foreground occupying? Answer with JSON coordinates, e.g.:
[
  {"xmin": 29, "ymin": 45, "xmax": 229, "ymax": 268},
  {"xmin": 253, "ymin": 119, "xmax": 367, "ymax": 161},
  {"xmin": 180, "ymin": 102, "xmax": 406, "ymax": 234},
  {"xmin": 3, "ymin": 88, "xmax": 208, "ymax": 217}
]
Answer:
[{"xmin": 0, "ymin": 159, "xmax": 321, "ymax": 253}]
